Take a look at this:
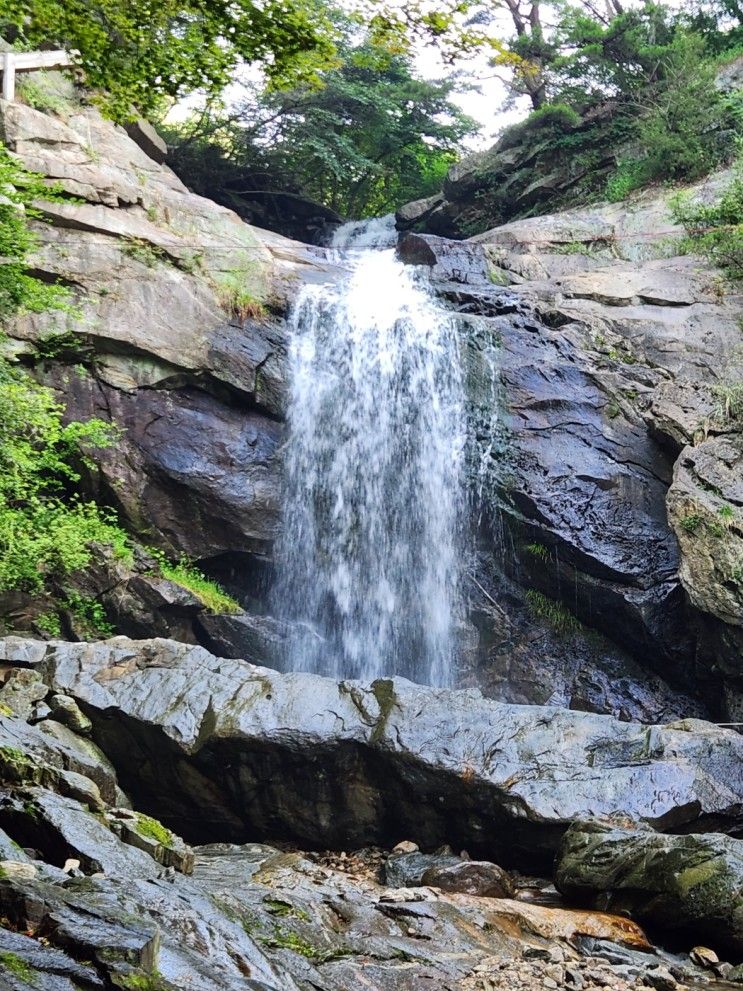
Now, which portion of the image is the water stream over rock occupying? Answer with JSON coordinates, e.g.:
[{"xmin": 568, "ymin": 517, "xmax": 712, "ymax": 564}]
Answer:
[{"xmin": 273, "ymin": 220, "xmax": 468, "ymax": 685}]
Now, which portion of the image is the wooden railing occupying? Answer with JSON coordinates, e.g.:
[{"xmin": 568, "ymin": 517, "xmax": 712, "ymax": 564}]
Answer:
[{"xmin": 2, "ymin": 50, "xmax": 73, "ymax": 102}]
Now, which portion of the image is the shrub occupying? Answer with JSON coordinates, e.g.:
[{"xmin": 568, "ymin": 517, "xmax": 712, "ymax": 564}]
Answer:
[
  {"xmin": 671, "ymin": 162, "xmax": 743, "ymax": 280},
  {"xmin": 215, "ymin": 275, "xmax": 268, "ymax": 321},
  {"xmin": 0, "ymin": 145, "xmax": 69, "ymax": 317},
  {"xmin": 525, "ymin": 589, "xmax": 582, "ymax": 636},
  {"xmin": 713, "ymin": 381, "xmax": 743, "ymax": 421},
  {"xmin": 157, "ymin": 557, "xmax": 241, "ymax": 614},
  {"xmin": 605, "ymin": 161, "xmax": 647, "ymax": 203},
  {"xmin": 521, "ymin": 103, "xmax": 581, "ymax": 133},
  {"xmin": 0, "ymin": 348, "xmax": 131, "ymax": 596},
  {"xmin": 679, "ymin": 513, "xmax": 703, "ymax": 534}
]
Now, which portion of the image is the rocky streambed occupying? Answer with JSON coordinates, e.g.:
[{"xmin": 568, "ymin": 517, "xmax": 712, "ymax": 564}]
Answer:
[{"xmin": 0, "ymin": 636, "xmax": 742, "ymax": 990}]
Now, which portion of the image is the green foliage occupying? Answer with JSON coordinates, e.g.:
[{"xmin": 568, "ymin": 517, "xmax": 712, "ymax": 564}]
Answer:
[
  {"xmin": 679, "ymin": 513, "xmax": 703, "ymax": 534},
  {"xmin": 713, "ymin": 381, "xmax": 743, "ymax": 420},
  {"xmin": 0, "ymin": 951, "xmax": 35, "ymax": 982},
  {"xmin": 516, "ymin": 102, "xmax": 581, "ymax": 134},
  {"xmin": 0, "ymin": 329, "xmax": 132, "ymax": 598},
  {"xmin": 16, "ymin": 73, "xmax": 69, "ymax": 115},
  {"xmin": 63, "ymin": 591, "xmax": 114, "ymax": 638},
  {"xmin": 258, "ymin": 925, "xmax": 351, "ymax": 963},
  {"xmin": 525, "ymin": 542, "xmax": 550, "ymax": 561},
  {"xmin": 436, "ymin": 2, "xmax": 743, "ymax": 228},
  {"xmin": 134, "ymin": 812, "xmax": 173, "ymax": 846},
  {"xmin": 605, "ymin": 162, "xmax": 647, "ymax": 203},
  {"xmin": 121, "ymin": 239, "xmax": 167, "ymax": 269},
  {"xmin": 157, "ymin": 557, "xmax": 241, "ymax": 615},
  {"xmin": 35, "ymin": 610, "xmax": 62, "ymax": 637},
  {"xmin": 0, "ymin": 145, "xmax": 69, "ymax": 318},
  {"xmin": 618, "ymin": 32, "xmax": 731, "ymax": 194},
  {"xmin": 672, "ymin": 165, "xmax": 743, "ymax": 279},
  {"xmin": 118, "ymin": 970, "xmax": 168, "ymax": 991},
  {"xmin": 0, "ymin": 0, "xmax": 337, "ymax": 121},
  {"xmin": 263, "ymin": 898, "xmax": 310, "ymax": 920},
  {"xmin": 215, "ymin": 277, "xmax": 267, "ymax": 321},
  {"xmin": 525, "ymin": 589, "xmax": 582, "ymax": 636},
  {"xmin": 35, "ymin": 330, "xmax": 91, "ymax": 361},
  {"xmin": 165, "ymin": 33, "xmax": 477, "ymax": 220}
]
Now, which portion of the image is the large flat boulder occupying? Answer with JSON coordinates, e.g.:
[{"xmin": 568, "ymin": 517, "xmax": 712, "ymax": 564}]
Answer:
[{"xmin": 3, "ymin": 637, "xmax": 742, "ymax": 871}]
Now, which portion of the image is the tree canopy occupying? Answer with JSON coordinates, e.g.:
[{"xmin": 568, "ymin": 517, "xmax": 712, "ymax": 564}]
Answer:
[
  {"xmin": 0, "ymin": 0, "xmax": 338, "ymax": 119},
  {"xmin": 166, "ymin": 38, "xmax": 477, "ymax": 221}
]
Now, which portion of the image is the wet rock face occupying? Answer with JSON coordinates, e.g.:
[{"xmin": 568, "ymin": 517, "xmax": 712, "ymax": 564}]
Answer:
[
  {"xmin": 666, "ymin": 436, "xmax": 743, "ymax": 719},
  {"xmin": 50, "ymin": 370, "xmax": 283, "ymax": 560},
  {"xmin": 404, "ymin": 222, "xmax": 742, "ymax": 715},
  {"xmin": 3, "ymin": 637, "xmax": 742, "ymax": 872},
  {"xmin": 555, "ymin": 821, "xmax": 743, "ymax": 960}
]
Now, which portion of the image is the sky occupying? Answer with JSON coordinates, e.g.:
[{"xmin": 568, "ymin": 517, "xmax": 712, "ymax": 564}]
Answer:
[{"xmin": 413, "ymin": 45, "xmax": 529, "ymax": 150}]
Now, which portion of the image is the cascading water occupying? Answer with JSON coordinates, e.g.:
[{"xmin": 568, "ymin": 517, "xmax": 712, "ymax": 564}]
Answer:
[{"xmin": 273, "ymin": 218, "xmax": 468, "ymax": 687}]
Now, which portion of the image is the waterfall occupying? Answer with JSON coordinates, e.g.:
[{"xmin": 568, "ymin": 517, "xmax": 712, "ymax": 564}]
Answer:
[{"xmin": 273, "ymin": 220, "xmax": 467, "ymax": 687}]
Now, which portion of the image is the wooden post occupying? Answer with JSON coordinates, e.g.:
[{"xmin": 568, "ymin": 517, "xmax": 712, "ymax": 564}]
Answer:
[
  {"xmin": 2, "ymin": 52, "xmax": 16, "ymax": 102},
  {"xmin": 1, "ymin": 51, "xmax": 73, "ymax": 103}
]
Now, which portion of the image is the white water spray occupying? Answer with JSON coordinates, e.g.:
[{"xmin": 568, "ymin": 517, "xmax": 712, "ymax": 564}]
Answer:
[{"xmin": 273, "ymin": 221, "xmax": 467, "ymax": 686}]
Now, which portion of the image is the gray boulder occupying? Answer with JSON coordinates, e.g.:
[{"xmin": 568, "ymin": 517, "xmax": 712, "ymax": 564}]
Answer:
[
  {"xmin": 421, "ymin": 860, "xmax": 515, "ymax": 897},
  {"xmin": 555, "ymin": 821, "xmax": 743, "ymax": 959},
  {"xmin": 4, "ymin": 637, "xmax": 742, "ymax": 872},
  {"xmin": 383, "ymin": 851, "xmax": 462, "ymax": 887}
]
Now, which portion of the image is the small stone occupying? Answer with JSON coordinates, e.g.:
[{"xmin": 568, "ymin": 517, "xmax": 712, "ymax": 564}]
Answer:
[
  {"xmin": 48, "ymin": 694, "xmax": 92, "ymax": 735},
  {"xmin": 565, "ymin": 967, "xmax": 584, "ymax": 989},
  {"xmin": 63, "ymin": 858, "xmax": 81, "ymax": 874},
  {"xmin": 643, "ymin": 967, "xmax": 677, "ymax": 991},
  {"xmin": 543, "ymin": 979, "xmax": 558, "ymax": 989},
  {"xmin": 690, "ymin": 946, "xmax": 718, "ymax": 968},
  {"xmin": 392, "ymin": 840, "xmax": 419, "ymax": 854},
  {"xmin": 0, "ymin": 861, "xmax": 37, "ymax": 881},
  {"xmin": 29, "ymin": 702, "xmax": 52, "ymax": 723},
  {"xmin": 523, "ymin": 947, "xmax": 552, "ymax": 961}
]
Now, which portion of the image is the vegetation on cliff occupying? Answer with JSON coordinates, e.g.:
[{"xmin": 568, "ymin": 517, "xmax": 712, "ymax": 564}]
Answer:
[
  {"xmin": 400, "ymin": 2, "xmax": 743, "ymax": 234},
  {"xmin": 0, "ymin": 151, "xmax": 130, "ymax": 598},
  {"xmin": 0, "ymin": 149, "xmax": 239, "ymax": 629},
  {"xmin": 165, "ymin": 34, "xmax": 477, "ymax": 221}
]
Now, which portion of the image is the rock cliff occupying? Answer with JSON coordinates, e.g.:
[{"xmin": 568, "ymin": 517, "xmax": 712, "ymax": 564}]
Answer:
[{"xmin": 2, "ymin": 86, "xmax": 741, "ymax": 723}]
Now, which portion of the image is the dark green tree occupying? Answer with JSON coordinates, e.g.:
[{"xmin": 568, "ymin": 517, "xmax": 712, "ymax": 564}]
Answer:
[{"xmin": 167, "ymin": 41, "xmax": 477, "ymax": 220}]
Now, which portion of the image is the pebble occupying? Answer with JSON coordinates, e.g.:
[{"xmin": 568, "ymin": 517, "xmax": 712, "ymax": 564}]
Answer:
[{"xmin": 461, "ymin": 952, "xmax": 697, "ymax": 991}]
